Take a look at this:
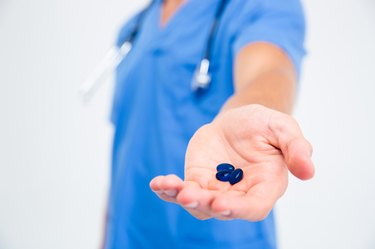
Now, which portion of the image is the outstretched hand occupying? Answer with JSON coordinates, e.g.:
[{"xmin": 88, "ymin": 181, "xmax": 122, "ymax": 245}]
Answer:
[{"xmin": 150, "ymin": 104, "xmax": 314, "ymax": 221}]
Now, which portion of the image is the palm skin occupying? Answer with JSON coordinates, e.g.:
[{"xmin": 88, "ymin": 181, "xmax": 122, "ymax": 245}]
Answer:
[{"xmin": 150, "ymin": 104, "xmax": 314, "ymax": 221}]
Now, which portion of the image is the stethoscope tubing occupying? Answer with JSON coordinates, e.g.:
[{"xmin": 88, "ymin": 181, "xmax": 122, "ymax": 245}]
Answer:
[{"xmin": 79, "ymin": 0, "xmax": 228, "ymax": 102}]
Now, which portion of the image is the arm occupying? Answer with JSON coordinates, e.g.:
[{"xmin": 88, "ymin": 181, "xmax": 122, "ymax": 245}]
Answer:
[
  {"xmin": 222, "ymin": 42, "xmax": 296, "ymax": 113},
  {"xmin": 150, "ymin": 43, "xmax": 314, "ymax": 221}
]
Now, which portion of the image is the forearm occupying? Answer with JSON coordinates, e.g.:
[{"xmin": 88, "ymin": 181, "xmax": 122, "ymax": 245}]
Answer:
[
  {"xmin": 221, "ymin": 69, "xmax": 296, "ymax": 115},
  {"xmin": 218, "ymin": 42, "xmax": 298, "ymax": 115}
]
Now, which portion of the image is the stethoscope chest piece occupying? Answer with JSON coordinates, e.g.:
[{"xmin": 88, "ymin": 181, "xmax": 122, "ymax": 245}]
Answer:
[{"xmin": 191, "ymin": 58, "xmax": 211, "ymax": 91}]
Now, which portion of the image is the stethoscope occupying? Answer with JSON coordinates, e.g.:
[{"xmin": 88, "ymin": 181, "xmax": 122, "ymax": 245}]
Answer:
[{"xmin": 79, "ymin": 0, "xmax": 228, "ymax": 101}]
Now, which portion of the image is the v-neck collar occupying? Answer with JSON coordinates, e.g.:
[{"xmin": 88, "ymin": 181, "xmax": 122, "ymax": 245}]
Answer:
[{"xmin": 154, "ymin": 0, "xmax": 194, "ymax": 32}]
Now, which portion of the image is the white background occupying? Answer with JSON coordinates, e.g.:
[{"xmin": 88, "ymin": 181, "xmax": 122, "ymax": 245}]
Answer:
[{"xmin": 0, "ymin": 0, "xmax": 374, "ymax": 249}]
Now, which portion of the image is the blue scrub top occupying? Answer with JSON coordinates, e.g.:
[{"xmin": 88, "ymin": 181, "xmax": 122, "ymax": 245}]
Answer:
[{"xmin": 107, "ymin": 0, "xmax": 305, "ymax": 248}]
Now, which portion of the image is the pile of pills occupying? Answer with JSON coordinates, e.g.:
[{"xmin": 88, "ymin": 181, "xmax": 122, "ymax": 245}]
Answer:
[{"xmin": 215, "ymin": 163, "xmax": 243, "ymax": 185}]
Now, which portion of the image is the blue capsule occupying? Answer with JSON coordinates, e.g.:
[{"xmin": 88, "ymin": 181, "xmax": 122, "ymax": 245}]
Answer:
[
  {"xmin": 216, "ymin": 170, "xmax": 231, "ymax": 181},
  {"xmin": 229, "ymin": 168, "xmax": 243, "ymax": 185},
  {"xmin": 216, "ymin": 163, "xmax": 235, "ymax": 172}
]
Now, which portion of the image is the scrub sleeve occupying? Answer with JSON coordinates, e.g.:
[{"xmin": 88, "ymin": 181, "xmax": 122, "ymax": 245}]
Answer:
[{"xmin": 232, "ymin": 0, "xmax": 306, "ymax": 75}]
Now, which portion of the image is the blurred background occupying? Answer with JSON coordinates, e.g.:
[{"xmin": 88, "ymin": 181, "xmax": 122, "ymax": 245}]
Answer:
[{"xmin": 0, "ymin": 0, "xmax": 374, "ymax": 248}]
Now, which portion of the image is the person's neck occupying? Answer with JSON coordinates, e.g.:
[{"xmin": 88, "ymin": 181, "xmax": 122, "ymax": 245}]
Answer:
[
  {"xmin": 164, "ymin": 0, "xmax": 185, "ymax": 4},
  {"xmin": 160, "ymin": 0, "xmax": 187, "ymax": 26}
]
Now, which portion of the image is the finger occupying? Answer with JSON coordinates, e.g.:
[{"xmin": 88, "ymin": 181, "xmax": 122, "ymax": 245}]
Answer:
[
  {"xmin": 210, "ymin": 184, "xmax": 275, "ymax": 221},
  {"xmin": 149, "ymin": 175, "xmax": 164, "ymax": 192},
  {"xmin": 149, "ymin": 174, "xmax": 184, "ymax": 203},
  {"xmin": 176, "ymin": 181, "xmax": 217, "ymax": 220},
  {"xmin": 286, "ymin": 137, "xmax": 315, "ymax": 180},
  {"xmin": 268, "ymin": 113, "xmax": 315, "ymax": 180}
]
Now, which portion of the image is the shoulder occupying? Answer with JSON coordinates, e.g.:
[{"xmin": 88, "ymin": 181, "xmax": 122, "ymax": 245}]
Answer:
[
  {"xmin": 226, "ymin": 0, "xmax": 305, "ymax": 24},
  {"xmin": 226, "ymin": 0, "xmax": 306, "ymax": 75},
  {"xmin": 228, "ymin": 0, "xmax": 304, "ymax": 11},
  {"xmin": 116, "ymin": 12, "xmax": 142, "ymax": 47}
]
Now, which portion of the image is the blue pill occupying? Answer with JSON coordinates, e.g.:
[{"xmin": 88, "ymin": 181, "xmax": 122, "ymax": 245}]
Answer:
[
  {"xmin": 229, "ymin": 168, "xmax": 243, "ymax": 185},
  {"xmin": 216, "ymin": 163, "xmax": 235, "ymax": 172},
  {"xmin": 216, "ymin": 170, "xmax": 231, "ymax": 182}
]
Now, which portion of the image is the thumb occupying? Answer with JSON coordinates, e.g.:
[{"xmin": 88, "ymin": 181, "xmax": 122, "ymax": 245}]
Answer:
[{"xmin": 269, "ymin": 113, "xmax": 315, "ymax": 180}]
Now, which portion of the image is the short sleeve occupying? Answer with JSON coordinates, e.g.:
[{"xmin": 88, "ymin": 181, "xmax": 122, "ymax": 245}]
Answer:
[
  {"xmin": 232, "ymin": 0, "xmax": 306, "ymax": 75},
  {"xmin": 115, "ymin": 14, "xmax": 139, "ymax": 48}
]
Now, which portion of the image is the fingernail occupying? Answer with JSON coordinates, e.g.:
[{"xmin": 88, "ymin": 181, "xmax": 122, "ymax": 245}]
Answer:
[
  {"xmin": 185, "ymin": 201, "xmax": 198, "ymax": 209},
  {"xmin": 155, "ymin": 190, "xmax": 163, "ymax": 195},
  {"xmin": 221, "ymin": 210, "xmax": 231, "ymax": 216},
  {"xmin": 165, "ymin": 190, "xmax": 177, "ymax": 197}
]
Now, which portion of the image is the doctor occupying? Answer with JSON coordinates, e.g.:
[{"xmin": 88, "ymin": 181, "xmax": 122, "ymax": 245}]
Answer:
[{"xmin": 106, "ymin": 0, "xmax": 314, "ymax": 248}]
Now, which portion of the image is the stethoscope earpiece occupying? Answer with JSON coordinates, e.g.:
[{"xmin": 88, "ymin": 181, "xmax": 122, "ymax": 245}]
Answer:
[{"xmin": 119, "ymin": 41, "xmax": 133, "ymax": 57}]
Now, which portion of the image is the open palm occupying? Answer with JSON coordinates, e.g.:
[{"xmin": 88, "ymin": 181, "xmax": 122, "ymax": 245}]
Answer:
[{"xmin": 150, "ymin": 104, "xmax": 314, "ymax": 221}]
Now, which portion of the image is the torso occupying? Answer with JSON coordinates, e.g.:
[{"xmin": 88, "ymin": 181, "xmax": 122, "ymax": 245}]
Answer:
[{"xmin": 107, "ymin": 1, "xmax": 278, "ymax": 248}]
